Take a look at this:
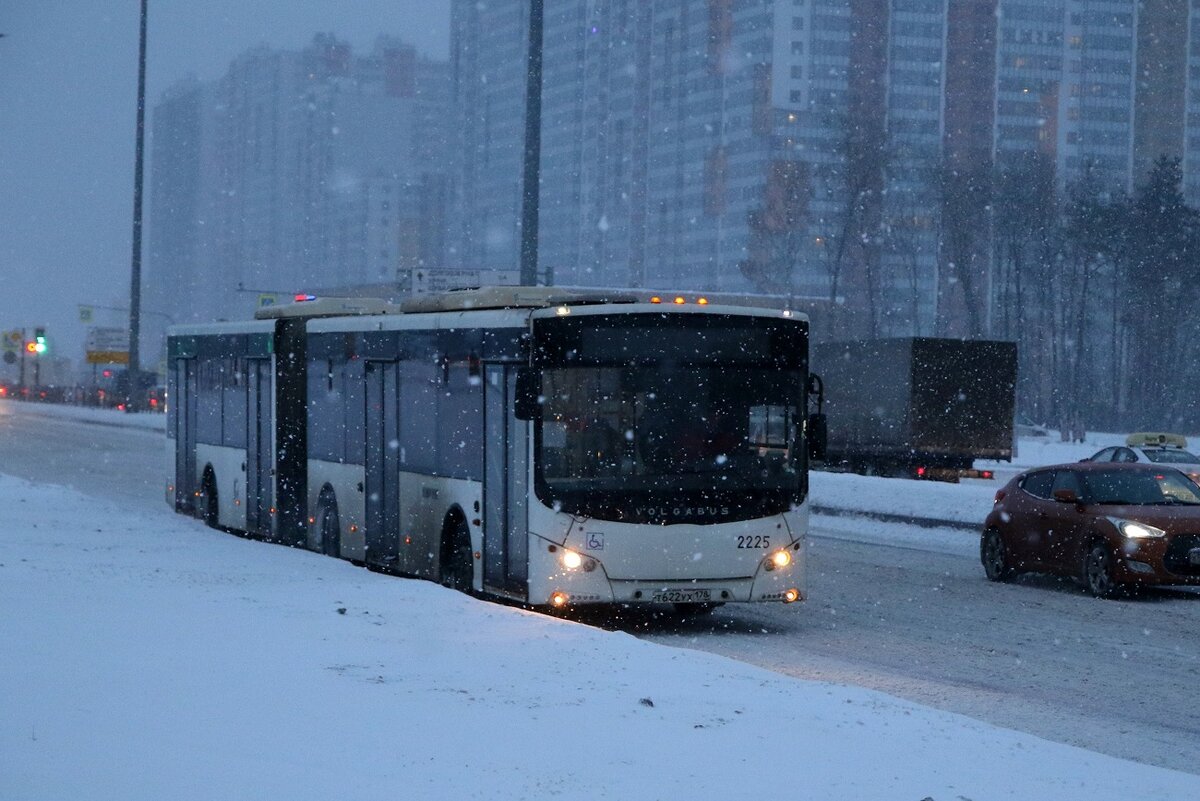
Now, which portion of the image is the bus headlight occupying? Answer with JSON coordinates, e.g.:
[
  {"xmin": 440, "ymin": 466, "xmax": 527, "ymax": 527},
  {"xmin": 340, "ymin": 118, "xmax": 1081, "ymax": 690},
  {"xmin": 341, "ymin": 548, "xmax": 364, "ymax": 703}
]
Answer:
[
  {"xmin": 783, "ymin": 588, "xmax": 800, "ymax": 603},
  {"xmin": 550, "ymin": 591, "xmax": 570, "ymax": 608},
  {"xmin": 560, "ymin": 550, "xmax": 597, "ymax": 572},
  {"xmin": 765, "ymin": 549, "xmax": 792, "ymax": 570}
]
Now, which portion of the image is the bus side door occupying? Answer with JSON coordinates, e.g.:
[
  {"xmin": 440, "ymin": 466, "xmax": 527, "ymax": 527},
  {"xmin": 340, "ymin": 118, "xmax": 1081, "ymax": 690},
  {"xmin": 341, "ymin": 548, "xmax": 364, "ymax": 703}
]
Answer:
[
  {"xmin": 246, "ymin": 358, "xmax": 274, "ymax": 536},
  {"xmin": 364, "ymin": 360, "xmax": 400, "ymax": 566},
  {"xmin": 172, "ymin": 357, "xmax": 198, "ymax": 513},
  {"xmin": 483, "ymin": 365, "xmax": 529, "ymax": 596}
]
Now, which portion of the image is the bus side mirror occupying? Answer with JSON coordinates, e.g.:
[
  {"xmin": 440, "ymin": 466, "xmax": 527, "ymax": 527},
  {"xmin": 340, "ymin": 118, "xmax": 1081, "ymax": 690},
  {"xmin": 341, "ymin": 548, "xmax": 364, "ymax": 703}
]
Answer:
[
  {"xmin": 514, "ymin": 367, "xmax": 541, "ymax": 421},
  {"xmin": 808, "ymin": 412, "xmax": 828, "ymax": 461}
]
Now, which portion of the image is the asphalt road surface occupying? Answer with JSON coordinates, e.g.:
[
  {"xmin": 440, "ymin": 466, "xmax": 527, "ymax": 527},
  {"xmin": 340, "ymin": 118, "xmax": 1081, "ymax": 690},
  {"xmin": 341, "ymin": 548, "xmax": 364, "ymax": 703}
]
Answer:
[{"xmin": 2, "ymin": 400, "xmax": 1198, "ymax": 774}]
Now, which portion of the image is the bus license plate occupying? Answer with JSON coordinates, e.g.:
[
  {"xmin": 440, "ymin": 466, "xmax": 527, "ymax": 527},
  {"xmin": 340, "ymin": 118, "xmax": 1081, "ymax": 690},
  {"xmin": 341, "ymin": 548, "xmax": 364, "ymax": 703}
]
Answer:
[{"xmin": 651, "ymin": 589, "xmax": 711, "ymax": 604}]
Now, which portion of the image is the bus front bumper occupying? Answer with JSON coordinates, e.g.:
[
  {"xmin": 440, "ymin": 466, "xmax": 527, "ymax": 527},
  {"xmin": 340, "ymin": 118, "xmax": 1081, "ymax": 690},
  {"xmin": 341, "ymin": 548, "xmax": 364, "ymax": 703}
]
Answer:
[{"xmin": 527, "ymin": 542, "xmax": 806, "ymax": 607}]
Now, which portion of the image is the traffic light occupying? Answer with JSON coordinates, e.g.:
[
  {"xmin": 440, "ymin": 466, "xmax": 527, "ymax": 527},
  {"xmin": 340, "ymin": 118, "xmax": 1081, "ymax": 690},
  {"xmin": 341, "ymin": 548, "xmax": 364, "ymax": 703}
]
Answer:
[{"xmin": 33, "ymin": 327, "xmax": 46, "ymax": 354}]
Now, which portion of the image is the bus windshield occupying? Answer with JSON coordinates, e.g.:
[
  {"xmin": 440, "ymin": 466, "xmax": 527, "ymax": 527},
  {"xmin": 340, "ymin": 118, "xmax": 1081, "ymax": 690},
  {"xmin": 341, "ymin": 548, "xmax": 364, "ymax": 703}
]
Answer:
[
  {"xmin": 530, "ymin": 310, "xmax": 809, "ymax": 524},
  {"xmin": 536, "ymin": 364, "xmax": 804, "ymax": 523}
]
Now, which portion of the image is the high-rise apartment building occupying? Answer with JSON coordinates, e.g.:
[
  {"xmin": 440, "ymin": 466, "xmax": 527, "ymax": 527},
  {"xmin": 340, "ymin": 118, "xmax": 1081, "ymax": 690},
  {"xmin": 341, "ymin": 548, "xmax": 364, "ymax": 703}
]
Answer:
[
  {"xmin": 449, "ymin": 1, "xmax": 1198, "ymax": 337},
  {"xmin": 451, "ymin": 0, "xmax": 952, "ymax": 336},
  {"xmin": 1137, "ymin": 0, "xmax": 1199, "ymax": 203},
  {"xmin": 146, "ymin": 78, "xmax": 211, "ymax": 334},
  {"xmin": 994, "ymin": 0, "xmax": 1139, "ymax": 193},
  {"xmin": 148, "ymin": 36, "xmax": 451, "ymax": 332}
]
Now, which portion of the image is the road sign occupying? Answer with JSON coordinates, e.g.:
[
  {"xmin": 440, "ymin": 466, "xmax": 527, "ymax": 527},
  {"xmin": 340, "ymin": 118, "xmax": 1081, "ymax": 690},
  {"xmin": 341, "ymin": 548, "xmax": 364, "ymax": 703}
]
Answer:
[
  {"xmin": 85, "ymin": 327, "xmax": 129, "ymax": 365},
  {"xmin": 2, "ymin": 329, "xmax": 21, "ymax": 352},
  {"xmin": 257, "ymin": 293, "xmax": 278, "ymax": 308},
  {"xmin": 87, "ymin": 351, "xmax": 130, "ymax": 365},
  {"xmin": 79, "ymin": 305, "xmax": 94, "ymax": 323}
]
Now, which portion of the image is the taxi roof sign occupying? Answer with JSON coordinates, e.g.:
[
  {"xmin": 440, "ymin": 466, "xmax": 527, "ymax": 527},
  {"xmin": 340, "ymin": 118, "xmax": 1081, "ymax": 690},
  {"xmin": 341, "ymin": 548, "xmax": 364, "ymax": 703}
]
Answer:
[{"xmin": 1126, "ymin": 432, "xmax": 1188, "ymax": 449}]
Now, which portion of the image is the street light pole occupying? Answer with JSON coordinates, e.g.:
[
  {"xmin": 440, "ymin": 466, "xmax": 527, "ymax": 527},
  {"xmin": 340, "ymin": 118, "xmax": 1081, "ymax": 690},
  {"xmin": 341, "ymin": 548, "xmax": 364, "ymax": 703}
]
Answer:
[
  {"xmin": 126, "ymin": 0, "xmax": 148, "ymax": 411},
  {"xmin": 518, "ymin": 0, "xmax": 545, "ymax": 286}
]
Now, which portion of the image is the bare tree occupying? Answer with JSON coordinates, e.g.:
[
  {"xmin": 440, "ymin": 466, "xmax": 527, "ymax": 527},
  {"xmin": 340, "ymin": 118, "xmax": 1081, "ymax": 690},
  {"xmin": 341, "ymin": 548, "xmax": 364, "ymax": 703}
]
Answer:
[
  {"xmin": 740, "ymin": 159, "xmax": 811, "ymax": 296},
  {"xmin": 935, "ymin": 162, "xmax": 992, "ymax": 338}
]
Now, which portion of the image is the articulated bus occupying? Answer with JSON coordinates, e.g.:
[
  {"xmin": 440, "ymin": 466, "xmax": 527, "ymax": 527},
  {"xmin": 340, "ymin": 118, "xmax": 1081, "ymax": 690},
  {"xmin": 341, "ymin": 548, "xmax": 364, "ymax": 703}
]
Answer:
[{"xmin": 166, "ymin": 287, "xmax": 824, "ymax": 612}]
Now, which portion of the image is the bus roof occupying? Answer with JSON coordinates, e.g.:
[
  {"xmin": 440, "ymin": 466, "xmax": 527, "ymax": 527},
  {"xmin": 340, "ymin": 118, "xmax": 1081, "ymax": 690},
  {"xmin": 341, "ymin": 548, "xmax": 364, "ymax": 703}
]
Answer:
[
  {"xmin": 254, "ymin": 296, "xmax": 398, "ymax": 319},
  {"xmin": 399, "ymin": 286, "xmax": 638, "ymax": 313},
  {"xmin": 253, "ymin": 285, "xmax": 805, "ymax": 319}
]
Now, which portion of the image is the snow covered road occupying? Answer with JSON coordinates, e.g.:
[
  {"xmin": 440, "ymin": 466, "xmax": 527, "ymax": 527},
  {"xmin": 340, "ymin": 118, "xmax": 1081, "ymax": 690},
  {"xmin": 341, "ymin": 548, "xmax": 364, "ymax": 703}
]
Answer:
[{"xmin": 3, "ymin": 399, "xmax": 1199, "ymax": 783}]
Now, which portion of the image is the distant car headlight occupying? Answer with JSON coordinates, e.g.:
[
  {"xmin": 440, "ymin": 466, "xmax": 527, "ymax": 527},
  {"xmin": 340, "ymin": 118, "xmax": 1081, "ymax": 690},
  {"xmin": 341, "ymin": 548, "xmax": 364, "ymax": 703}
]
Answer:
[{"xmin": 1107, "ymin": 518, "xmax": 1166, "ymax": 539}]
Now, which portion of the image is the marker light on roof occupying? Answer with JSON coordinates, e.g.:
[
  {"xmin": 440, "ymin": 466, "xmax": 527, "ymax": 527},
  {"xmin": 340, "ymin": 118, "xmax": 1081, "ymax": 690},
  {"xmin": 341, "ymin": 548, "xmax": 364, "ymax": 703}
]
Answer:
[
  {"xmin": 673, "ymin": 296, "xmax": 686, "ymax": 304},
  {"xmin": 697, "ymin": 297, "xmax": 709, "ymax": 305},
  {"xmin": 649, "ymin": 296, "xmax": 662, "ymax": 304},
  {"xmin": 555, "ymin": 305, "xmax": 571, "ymax": 316}
]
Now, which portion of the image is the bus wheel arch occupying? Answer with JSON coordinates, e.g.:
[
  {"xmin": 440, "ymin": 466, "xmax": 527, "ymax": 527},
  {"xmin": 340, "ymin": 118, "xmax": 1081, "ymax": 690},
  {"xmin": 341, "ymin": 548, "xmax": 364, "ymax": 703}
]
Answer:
[
  {"xmin": 439, "ymin": 507, "xmax": 473, "ymax": 593},
  {"xmin": 313, "ymin": 485, "xmax": 340, "ymax": 557}
]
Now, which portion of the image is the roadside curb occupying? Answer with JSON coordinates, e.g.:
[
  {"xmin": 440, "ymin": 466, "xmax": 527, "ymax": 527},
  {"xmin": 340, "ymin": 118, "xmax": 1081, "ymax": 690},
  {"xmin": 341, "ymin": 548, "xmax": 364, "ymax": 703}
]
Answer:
[{"xmin": 811, "ymin": 504, "xmax": 979, "ymax": 532}]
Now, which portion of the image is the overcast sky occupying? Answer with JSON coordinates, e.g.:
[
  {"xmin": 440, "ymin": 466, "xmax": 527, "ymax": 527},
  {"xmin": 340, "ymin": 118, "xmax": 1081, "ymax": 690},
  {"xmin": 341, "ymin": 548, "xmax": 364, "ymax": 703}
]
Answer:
[{"xmin": 0, "ymin": 1, "xmax": 449, "ymax": 370}]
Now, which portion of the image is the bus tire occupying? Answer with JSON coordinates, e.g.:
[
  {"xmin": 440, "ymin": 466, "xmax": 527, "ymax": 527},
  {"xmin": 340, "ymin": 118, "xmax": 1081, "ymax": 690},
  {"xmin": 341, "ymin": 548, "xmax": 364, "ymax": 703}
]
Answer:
[
  {"xmin": 200, "ymin": 468, "xmax": 219, "ymax": 529},
  {"xmin": 313, "ymin": 491, "xmax": 340, "ymax": 557},
  {"xmin": 440, "ymin": 515, "xmax": 473, "ymax": 593}
]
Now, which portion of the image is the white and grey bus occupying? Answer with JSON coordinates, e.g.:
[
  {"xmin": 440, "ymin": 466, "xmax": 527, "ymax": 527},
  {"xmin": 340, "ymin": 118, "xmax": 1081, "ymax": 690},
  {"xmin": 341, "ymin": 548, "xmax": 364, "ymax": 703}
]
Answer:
[{"xmin": 166, "ymin": 287, "xmax": 824, "ymax": 611}]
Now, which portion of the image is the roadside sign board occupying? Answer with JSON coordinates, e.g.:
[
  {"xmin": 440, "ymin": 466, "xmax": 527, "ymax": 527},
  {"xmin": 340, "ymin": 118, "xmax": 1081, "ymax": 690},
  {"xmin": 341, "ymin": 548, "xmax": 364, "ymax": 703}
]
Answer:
[
  {"xmin": 257, "ymin": 293, "xmax": 278, "ymax": 308},
  {"xmin": 78, "ymin": 305, "xmax": 94, "ymax": 323},
  {"xmin": 2, "ymin": 329, "xmax": 21, "ymax": 351},
  {"xmin": 88, "ymin": 351, "xmax": 130, "ymax": 365},
  {"xmin": 86, "ymin": 327, "xmax": 130, "ymax": 365}
]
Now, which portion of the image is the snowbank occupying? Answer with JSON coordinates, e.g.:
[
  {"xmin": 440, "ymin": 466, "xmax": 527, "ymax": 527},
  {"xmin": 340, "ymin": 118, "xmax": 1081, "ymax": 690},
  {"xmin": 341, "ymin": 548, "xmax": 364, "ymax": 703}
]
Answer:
[
  {"xmin": 2, "ymin": 473, "xmax": 1198, "ymax": 800},
  {"xmin": 0, "ymin": 398, "xmax": 165, "ymax": 430}
]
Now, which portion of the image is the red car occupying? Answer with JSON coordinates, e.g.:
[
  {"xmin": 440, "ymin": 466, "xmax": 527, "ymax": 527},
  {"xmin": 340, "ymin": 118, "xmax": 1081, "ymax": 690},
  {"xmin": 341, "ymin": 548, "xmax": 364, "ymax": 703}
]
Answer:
[{"xmin": 981, "ymin": 462, "xmax": 1200, "ymax": 597}]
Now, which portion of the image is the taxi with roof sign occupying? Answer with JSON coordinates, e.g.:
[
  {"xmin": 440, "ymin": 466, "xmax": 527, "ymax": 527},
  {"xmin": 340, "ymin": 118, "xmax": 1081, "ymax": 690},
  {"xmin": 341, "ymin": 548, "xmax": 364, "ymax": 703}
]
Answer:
[{"xmin": 1083, "ymin": 433, "xmax": 1200, "ymax": 486}]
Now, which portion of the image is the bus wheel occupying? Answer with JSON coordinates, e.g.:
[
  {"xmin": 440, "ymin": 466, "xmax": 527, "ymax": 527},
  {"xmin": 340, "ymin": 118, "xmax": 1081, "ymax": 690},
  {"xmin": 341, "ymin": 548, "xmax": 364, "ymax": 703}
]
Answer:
[
  {"xmin": 314, "ymin": 493, "xmax": 340, "ymax": 557},
  {"xmin": 673, "ymin": 602, "xmax": 720, "ymax": 616},
  {"xmin": 201, "ymin": 470, "xmax": 219, "ymax": 529},
  {"xmin": 440, "ymin": 518, "xmax": 473, "ymax": 593}
]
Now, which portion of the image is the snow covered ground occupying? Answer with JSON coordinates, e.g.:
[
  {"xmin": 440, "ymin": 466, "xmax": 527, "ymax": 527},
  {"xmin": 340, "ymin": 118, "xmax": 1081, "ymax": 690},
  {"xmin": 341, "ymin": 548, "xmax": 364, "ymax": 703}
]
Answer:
[
  {"xmin": 0, "ymin": 400, "xmax": 167, "ymax": 431},
  {"xmin": 4, "ymin": 469, "xmax": 1200, "ymax": 799},
  {"xmin": 3, "ymin": 399, "xmax": 1145, "ymax": 530},
  {"xmin": 812, "ymin": 429, "xmax": 1146, "ymax": 527}
]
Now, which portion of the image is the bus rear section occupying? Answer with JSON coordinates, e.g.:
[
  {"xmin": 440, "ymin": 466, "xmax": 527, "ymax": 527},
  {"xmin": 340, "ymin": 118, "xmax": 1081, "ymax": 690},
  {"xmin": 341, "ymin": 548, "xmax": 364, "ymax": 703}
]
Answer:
[{"xmin": 165, "ymin": 322, "xmax": 278, "ymax": 538}]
